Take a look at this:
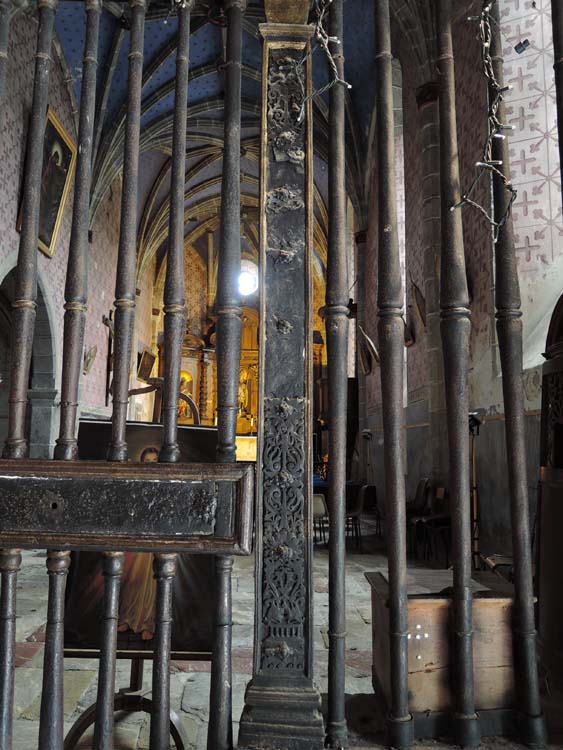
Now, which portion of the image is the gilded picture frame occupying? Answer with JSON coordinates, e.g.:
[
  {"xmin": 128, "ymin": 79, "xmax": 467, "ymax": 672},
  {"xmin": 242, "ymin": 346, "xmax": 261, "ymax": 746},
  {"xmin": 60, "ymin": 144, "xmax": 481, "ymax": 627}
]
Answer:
[{"xmin": 19, "ymin": 107, "xmax": 77, "ymax": 259}]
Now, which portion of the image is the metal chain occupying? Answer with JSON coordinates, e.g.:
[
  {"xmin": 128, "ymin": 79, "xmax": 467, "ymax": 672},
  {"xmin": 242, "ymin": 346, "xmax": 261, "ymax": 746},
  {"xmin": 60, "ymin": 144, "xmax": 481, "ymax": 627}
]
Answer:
[
  {"xmin": 451, "ymin": 0, "xmax": 517, "ymax": 243},
  {"xmin": 295, "ymin": 0, "xmax": 351, "ymax": 123}
]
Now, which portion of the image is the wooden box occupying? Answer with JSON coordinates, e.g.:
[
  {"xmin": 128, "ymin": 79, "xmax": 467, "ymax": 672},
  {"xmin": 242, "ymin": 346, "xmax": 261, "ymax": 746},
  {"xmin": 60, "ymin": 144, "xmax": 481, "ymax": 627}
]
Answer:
[{"xmin": 365, "ymin": 571, "xmax": 515, "ymax": 714}]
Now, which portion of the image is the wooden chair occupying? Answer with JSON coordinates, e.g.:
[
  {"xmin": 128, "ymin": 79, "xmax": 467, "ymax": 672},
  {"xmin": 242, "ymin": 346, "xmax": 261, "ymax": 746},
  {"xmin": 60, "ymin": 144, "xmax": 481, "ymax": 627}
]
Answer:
[
  {"xmin": 359, "ymin": 484, "xmax": 380, "ymax": 536},
  {"xmin": 313, "ymin": 493, "xmax": 329, "ymax": 544},
  {"xmin": 346, "ymin": 486, "xmax": 365, "ymax": 553},
  {"xmin": 407, "ymin": 478, "xmax": 432, "ymax": 556},
  {"xmin": 420, "ymin": 487, "xmax": 451, "ymax": 567}
]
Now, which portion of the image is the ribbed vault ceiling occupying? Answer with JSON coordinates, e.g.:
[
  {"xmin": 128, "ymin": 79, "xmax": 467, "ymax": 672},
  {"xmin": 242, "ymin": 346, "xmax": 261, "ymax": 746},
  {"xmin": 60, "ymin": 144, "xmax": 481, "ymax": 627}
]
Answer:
[{"xmin": 51, "ymin": 0, "xmax": 434, "ymax": 284}]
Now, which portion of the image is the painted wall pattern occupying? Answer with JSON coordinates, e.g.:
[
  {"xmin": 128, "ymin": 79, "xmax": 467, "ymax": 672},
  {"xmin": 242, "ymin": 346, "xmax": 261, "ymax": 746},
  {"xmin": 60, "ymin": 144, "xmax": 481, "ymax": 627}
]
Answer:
[
  {"xmin": 0, "ymin": 15, "xmax": 133, "ymax": 422},
  {"xmin": 500, "ymin": 0, "xmax": 562, "ymax": 375}
]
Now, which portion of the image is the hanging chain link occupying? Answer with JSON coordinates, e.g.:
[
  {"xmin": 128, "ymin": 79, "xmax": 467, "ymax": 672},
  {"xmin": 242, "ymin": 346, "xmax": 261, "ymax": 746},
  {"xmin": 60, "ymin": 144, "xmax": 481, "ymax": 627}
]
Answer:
[
  {"xmin": 294, "ymin": 0, "xmax": 351, "ymax": 123},
  {"xmin": 451, "ymin": 0, "xmax": 517, "ymax": 242}
]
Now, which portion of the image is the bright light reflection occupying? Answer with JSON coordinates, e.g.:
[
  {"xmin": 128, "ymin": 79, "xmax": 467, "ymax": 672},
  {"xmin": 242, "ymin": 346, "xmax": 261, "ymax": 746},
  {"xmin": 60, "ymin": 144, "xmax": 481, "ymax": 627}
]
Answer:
[{"xmin": 239, "ymin": 269, "xmax": 258, "ymax": 296}]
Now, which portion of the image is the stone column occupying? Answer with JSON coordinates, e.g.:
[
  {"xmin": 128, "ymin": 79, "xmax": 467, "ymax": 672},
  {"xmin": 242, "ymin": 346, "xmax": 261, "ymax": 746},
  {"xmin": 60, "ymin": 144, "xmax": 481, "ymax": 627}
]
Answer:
[
  {"xmin": 355, "ymin": 230, "xmax": 369, "ymax": 482},
  {"xmin": 238, "ymin": 8, "xmax": 325, "ymax": 750},
  {"xmin": 418, "ymin": 82, "xmax": 447, "ymax": 486}
]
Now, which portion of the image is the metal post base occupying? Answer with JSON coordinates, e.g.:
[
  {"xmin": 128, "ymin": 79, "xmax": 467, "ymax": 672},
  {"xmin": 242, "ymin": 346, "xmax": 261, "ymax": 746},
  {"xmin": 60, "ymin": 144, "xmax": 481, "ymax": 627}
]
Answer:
[
  {"xmin": 387, "ymin": 714, "xmax": 414, "ymax": 750},
  {"xmin": 515, "ymin": 711, "xmax": 548, "ymax": 749},
  {"xmin": 238, "ymin": 682, "xmax": 325, "ymax": 750},
  {"xmin": 453, "ymin": 712, "xmax": 481, "ymax": 748}
]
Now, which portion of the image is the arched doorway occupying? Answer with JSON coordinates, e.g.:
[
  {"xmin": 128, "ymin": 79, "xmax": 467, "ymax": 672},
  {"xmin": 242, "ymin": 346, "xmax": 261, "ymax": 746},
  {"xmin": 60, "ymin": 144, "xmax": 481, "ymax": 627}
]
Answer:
[{"xmin": 0, "ymin": 269, "xmax": 57, "ymax": 457}]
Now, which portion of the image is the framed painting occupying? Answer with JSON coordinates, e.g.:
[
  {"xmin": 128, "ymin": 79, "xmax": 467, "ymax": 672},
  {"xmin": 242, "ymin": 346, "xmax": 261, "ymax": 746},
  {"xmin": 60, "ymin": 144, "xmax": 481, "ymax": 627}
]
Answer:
[
  {"xmin": 64, "ymin": 421, "xmax": 222, "ymax": 654},
  {"xmin": 19, "ymin": 107, "xmax": 77, "ymax": 258},
  {"xmin": 137, "ymin": 348, "xmax": 156, "ymax": 382}
]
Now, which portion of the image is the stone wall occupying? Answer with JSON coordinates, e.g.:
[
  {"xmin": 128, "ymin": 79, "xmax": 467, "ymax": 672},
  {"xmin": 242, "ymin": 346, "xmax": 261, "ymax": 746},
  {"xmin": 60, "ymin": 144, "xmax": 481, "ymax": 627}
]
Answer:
[
  {"xmin": 359, "ymin": 0, "xmax": 560, "ymax": 554},
  {"xmin": 0, "ymin": 14, "xmax": 129, "ymax": 450}
]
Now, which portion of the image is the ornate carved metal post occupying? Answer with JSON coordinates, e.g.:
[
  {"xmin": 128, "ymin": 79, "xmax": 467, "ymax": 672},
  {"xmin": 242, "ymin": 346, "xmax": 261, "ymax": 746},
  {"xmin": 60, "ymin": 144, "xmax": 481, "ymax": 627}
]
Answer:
[
  {"xmin": 326, "ymin": 0, "xmax": 348, "ymax": 747},
  {"xmin": 374, "ymin": 2, "xmax": 413, "ymax": 748},
  {"xmin": 55, "ymin": 0, "xmax": 102, "ymax": 460},
  {"xmin": 553, "ymin": 0, "xmax": 563, "ymax": 203},
  {"xmin": 489, "ymin": 8, "xmax": 547, "ymax": 746},
  {"xmin": 209, "ymin": 2, "xmax": 245, "ymax": 749},
  {"xmin": 3, "ymin": 0, "xmax": 58, "ymax": 459},
  {"xmin": 238, "ymin": 8, "xmax": 325, "ymax": 750},
  {"xmin": 160, "ymin": 0, "xmax": 194, "ymax": 463},
  {"xmin": 436, "ymin": 1, "xmax": 479, "ymax": 746},
  {"xmin": 108, "ymin": 0, "xmax": 147, "ymax": 462}
]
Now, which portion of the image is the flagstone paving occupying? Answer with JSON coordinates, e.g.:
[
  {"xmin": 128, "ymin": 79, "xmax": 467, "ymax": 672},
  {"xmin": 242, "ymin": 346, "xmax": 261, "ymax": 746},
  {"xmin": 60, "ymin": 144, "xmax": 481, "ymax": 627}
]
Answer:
[{"xmin": 9, "ymin": 521, "xmax": 563, "ymax": 749}]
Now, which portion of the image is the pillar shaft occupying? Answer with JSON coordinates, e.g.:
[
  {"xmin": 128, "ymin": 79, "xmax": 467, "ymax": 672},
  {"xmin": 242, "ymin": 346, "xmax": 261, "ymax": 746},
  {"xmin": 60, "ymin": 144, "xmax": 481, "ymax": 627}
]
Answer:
[
  {"xmin": 436, "ymin": 1, "xmax": 479, "ymax": 745},
  {"xmin": 238, "ymin": 20, "xmax": 324, "ymax": 750},
  {"xmin": 418, "ymin": 84, "xmax": 447, "ymax": 485}
]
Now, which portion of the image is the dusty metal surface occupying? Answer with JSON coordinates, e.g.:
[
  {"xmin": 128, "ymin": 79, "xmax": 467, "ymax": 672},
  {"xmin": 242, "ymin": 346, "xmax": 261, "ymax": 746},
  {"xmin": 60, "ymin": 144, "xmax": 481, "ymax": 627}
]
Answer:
[
  {"xmin": 160, "ymin": 1, "xmax": 194, "ymax": 465},
  {"xmin": 436, "ymin": 1, "xmax": 479, "ymax": 746},
  {"xmin": 0, "ymin": 460, "xmax": 253, "ymax": 554},
  {"xmin": 374, "ymin": 2, "xmax": 412, "ymax": 748},
  {"xmin": 325, "ymin": 0, "xmax": 349, "ymax": 747},
  {"xmin": 489, "ymin": 5, "xmax": 547, "ymax": 746},
  {"xmin": 3, "ymin": 0, "xmax": 58, "ymax": 460},
  {"xmin": 55, "ymin": 0, "xmax": 102, "ymax": 462},
  {"xmin": 238, "ymin": 20, "xmax": 325, "ymax": 750},
  {"xmin": 108, "ymin": 0, "xmax": 147, "ymax": 463}
]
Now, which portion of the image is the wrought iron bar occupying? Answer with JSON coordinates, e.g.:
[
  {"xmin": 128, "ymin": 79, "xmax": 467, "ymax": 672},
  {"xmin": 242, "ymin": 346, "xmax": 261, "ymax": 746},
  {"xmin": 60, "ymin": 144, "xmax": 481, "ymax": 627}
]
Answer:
[
  {"xmin": 208, "ymin": 556, "xmax": 233, "ymax": 750},
  {"xmin": 209, "ymin": 3, "xmax": 245, "ymax": 749},
  {"xmin": 55, "ymin": 0, "xmax": 102, "ymax": 461},
  {"xmin": 215, "ymin": 0, "xmax": 244, "ymax": 464},
  {"xmin": 108, "ymin": 0, "xmax": 147, "ymax": 462},
  {"xmin": 150, "ymin": 553, "xmax": 177, "ymax": 750},
  {"xmin": 92, "ymin": 552, "xmax": 124, "ymax": 750},
  {"xmin": 38, "ymin": 550, "xmax": 71, "ymax": 750},
  {"xmin": 489, "ymin": 9, "xmax": 547, "ymax": 747},
  {"xmin": 0, "ymin": 550, "xmax": 21, "ymax": 750},
  {"xmin": 325, "ymin": 1, "xmax": 348, "ymax": 747},
  {"xmin": 0, "ymin": 0, "xmax": 12, "ymax": 105},
  {"xmin": 553, "ymin": 0, "xmax": 563, "ymax": 208},
  {"xmin": 3, "ymin": 0, "xmax": 58, "ymax": 460},
  {"xmin": 160, "ymin": 0, "xmax": 194, "ymax": 463},
  {"xmin": 374, "ymin": 3, "xmax": 412, "ymax": 748},
  {"xmin": 436, "ymin": 1, "xmax": 479, "ymax": 746}
]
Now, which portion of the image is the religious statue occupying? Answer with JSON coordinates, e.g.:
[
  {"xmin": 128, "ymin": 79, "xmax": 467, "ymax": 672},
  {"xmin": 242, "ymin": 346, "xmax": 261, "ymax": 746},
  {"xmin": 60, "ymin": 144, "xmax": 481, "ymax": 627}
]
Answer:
[
  {"xmin": 178, "ymin": 370, "xmax": 193, "ymax": 421},
  {"xmin": 238, "ymin": 368, "xmax": 249, "ymax": 414}
]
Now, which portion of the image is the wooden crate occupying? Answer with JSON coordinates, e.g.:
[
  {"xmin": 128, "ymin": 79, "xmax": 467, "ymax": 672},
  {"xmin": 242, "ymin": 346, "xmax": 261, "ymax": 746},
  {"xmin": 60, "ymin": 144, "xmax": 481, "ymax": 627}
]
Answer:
[{"xmin": 365, "ymin": 571, "xmax": 515, "ymax": 714}]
